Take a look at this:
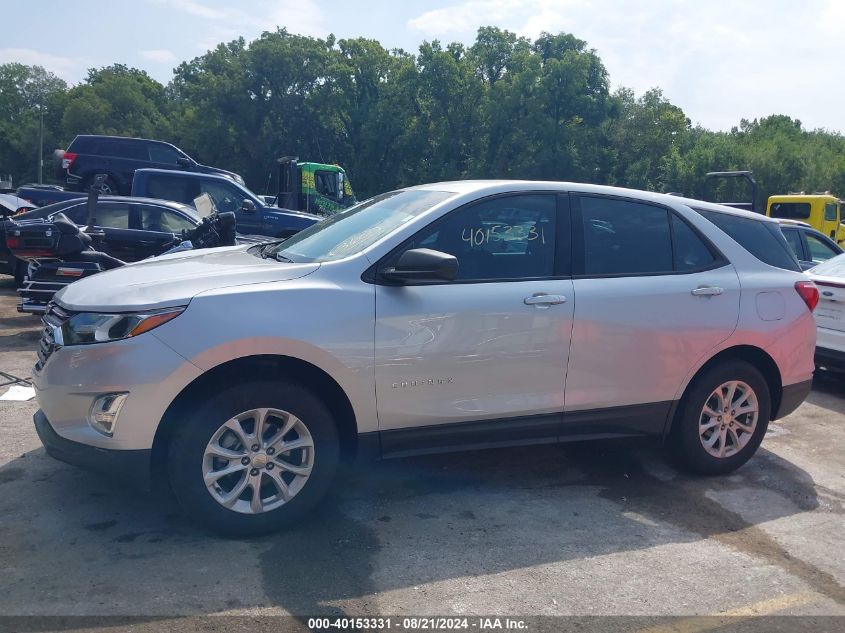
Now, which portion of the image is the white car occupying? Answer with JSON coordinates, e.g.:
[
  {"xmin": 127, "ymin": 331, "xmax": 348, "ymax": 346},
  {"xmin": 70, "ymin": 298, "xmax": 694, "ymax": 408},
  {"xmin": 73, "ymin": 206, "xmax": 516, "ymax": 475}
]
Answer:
[
  {"xmin": 807, "ymin": 253, "xmax": 845, "ymax": 371},
  {"xmin": 31, "ymin": 181, "xmax": 817, "ymax": 535}
]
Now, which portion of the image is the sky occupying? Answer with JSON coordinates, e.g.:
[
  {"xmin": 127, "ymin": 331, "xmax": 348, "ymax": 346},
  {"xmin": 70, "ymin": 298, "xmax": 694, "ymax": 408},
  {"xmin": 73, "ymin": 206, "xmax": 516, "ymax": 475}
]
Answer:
[{"xmin": 1, "ymin": 0, "xmax": 843, "ymax": 133}]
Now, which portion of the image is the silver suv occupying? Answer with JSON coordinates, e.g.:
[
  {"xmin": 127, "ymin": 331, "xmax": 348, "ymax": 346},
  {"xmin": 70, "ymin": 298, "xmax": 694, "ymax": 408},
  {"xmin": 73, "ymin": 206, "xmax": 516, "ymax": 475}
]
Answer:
[{"xmin": 32, "ymin": 181, "xmax": 818, "ymax": 535}]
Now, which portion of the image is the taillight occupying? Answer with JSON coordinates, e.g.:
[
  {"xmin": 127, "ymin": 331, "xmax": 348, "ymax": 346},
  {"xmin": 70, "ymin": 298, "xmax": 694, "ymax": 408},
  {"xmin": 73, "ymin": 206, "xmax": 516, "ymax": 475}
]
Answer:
[
  {"xmin": 61, "ymin": 152, "xmax": 78, "ymax": 170},
  {"xmin": 6, "ymin": 236, "xmax": 21, "ymax": 250},
  {"xmin": 795, "ymin": 281, "xmax": 819, "ymax": 312}
]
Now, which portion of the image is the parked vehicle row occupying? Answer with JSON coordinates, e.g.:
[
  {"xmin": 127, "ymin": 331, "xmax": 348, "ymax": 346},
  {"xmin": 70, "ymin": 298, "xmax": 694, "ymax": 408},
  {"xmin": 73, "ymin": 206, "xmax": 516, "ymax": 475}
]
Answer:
[
  {"xmin": 30, "ymin": 181, "xmax": 817, "ymax": 535},
  {"xmin": 0, "ymin": 196, "xmax": 212, "ymax": 286}
]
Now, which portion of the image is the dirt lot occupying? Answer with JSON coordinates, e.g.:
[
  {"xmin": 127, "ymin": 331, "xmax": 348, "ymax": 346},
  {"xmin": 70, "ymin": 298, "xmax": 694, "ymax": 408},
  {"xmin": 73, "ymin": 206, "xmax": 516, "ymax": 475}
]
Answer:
[{"xmin": 0, "ymin": 276, "xmax": 843, "ymax": 625}]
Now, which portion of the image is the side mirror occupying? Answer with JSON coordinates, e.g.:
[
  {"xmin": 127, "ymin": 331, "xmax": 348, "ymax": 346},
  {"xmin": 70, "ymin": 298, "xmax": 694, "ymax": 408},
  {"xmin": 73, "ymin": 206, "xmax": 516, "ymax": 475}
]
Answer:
[
  {"xmin": 176, "ymin": 157, "xmax": 192, "ymax": 168},
  {"xmin": 241, "ymin": 199, "xmax": 257, "ymax": 213},
  {"xmin": 380, "ymin": 248, "xmax": 458, "ymax": 283}
]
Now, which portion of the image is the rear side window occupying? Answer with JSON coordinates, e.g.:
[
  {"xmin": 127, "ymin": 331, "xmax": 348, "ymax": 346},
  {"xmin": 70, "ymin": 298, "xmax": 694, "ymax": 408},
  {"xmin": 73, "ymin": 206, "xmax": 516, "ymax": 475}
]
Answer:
[
  {"xmin": 770, "ymin": 202, "xmax": 811, "ymax": 220},
  {"xmin": 671, "ymin": 214, "xmax": 717, "ymax": 271},
  {"xmin": 70, "ymin": 137, "xmax": 148, "ymax": 160},
  {"xmin": 695, "ymin": 208, "xmax": 801, "ymax": 272},
  {"xmin": 145, "ymin": 175, "xmax": 200, "ymax": 206},
  {"xmin": 577, "ymin": 197, "xmax": 673, "ymax": 275},
  {"xmin": 92, "ymin": 203, "xmax": 131, "ymax": 229}
]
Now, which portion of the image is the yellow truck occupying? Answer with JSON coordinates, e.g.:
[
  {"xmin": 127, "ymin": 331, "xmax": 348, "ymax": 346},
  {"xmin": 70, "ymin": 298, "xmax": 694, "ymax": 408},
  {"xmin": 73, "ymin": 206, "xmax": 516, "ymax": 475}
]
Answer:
[{"xmin": 767, "ymin": 193, "xmax": 845, "ymax": 244}]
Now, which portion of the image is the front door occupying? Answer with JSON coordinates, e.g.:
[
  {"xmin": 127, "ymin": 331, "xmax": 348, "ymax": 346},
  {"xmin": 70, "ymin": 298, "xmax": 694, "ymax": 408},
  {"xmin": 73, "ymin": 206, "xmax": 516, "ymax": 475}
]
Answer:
[{"xmin": 374, "ymin": 193, "xmax": 573, "ymax": 452}]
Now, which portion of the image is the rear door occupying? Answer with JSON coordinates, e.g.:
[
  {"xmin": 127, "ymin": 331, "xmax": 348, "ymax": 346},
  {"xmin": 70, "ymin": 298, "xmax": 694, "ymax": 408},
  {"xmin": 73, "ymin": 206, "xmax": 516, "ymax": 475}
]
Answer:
[
  {"xmin": 90, "ymin": 201, "xmax": 137, "ymax": 261},
  {"xmin": 564, "ymin": 195, "xmax": 741, "ymax": 433}
]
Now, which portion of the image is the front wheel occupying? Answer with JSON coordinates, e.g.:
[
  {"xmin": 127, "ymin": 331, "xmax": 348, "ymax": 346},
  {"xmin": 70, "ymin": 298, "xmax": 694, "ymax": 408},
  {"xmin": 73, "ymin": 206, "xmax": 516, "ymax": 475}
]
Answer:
[
  {"xmin": 670, "ymin": 360, "xmax": 771, "ymax": 475},
  {"xmin": 168, "ymin": 380, "xmax": 340, "ymax": 536}
]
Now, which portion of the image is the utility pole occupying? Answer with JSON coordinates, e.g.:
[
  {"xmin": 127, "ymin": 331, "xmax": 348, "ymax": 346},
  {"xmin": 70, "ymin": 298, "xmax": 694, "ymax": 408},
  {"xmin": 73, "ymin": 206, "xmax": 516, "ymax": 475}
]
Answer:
[{"xmin": 37, "ymin": 99, "xmax": 43, "ymax": 184}]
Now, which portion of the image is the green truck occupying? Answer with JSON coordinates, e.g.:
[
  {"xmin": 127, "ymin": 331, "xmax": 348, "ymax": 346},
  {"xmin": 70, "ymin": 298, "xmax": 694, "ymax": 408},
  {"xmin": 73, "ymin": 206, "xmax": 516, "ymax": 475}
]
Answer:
[{"xmin": 276, "ymin": 157, "xmax": 356, "ymax": 216}]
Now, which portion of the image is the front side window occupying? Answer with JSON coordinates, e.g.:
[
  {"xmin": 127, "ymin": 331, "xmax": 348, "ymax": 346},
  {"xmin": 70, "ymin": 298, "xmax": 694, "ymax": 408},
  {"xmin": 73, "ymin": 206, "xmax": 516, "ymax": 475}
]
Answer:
[
  {"xmin": 769, "ymin": 202, "xmax": 811, "ymax": 220},
  {"xmin": 805, "ymin": 233, "xmax": 839, "ymax": 264},
  {"xmin": 148, "ymin": 144, "xmax": 182, "ymax": 165},
  {"xmin": 781, "ymin": 228, "xmax": 804, "ymax": 260},
  {"xmin": 270, "ymin": 190, "xmax": 453, "ymax": 263},
  {"xmin": 314, "ymin": 170, "xmax": 340, "ymax": 201},
  {"xmin": 200, "ymin": 181, "xmax": 245, "ymax": 214},
  {"xmin": 399, "ymin": 194, "xmax": 557, "ymax": 281},
  {"xmin": 578, "ymin": 197, "xmax": 673, "ymax": 275},
  {"xmin": 824, "ymin": 203, "xmax": 838, "ymax": 222}
]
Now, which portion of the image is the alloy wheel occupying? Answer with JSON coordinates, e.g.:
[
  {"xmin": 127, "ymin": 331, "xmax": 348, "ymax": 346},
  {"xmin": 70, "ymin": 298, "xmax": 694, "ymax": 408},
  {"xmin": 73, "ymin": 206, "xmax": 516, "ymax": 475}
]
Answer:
[
  {"xmin": 202, "ymin": 408, "xmax": 314, "ymax": 514},
  {"xmin": 698, "ymin": 380, "xmax": 759, "ymax": 458}
]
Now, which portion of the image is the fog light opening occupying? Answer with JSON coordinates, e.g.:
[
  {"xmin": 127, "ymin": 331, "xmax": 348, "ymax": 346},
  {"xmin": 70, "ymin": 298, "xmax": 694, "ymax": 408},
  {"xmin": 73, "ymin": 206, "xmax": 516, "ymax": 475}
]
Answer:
[{"xmin": 88, "ymin": 393, "xmax": 128, "ymax": 437}]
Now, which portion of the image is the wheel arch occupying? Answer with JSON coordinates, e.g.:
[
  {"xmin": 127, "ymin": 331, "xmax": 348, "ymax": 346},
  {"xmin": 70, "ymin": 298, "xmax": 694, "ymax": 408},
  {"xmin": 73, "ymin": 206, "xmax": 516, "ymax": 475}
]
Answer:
[
  {"xmin": 665, "ymin": 344, "xmax": 783, "ymax": 437},
  {"xmin": 150, "ymin": 354, "xmax": 360, "ymax": 477}
]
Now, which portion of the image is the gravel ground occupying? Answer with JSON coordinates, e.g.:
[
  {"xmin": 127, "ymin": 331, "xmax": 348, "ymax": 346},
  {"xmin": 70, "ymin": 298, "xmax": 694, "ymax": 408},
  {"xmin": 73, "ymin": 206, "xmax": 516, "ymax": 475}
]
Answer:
[{"xmin": 0, "ymin": 276, "xmax": 843, "ymax": 628}]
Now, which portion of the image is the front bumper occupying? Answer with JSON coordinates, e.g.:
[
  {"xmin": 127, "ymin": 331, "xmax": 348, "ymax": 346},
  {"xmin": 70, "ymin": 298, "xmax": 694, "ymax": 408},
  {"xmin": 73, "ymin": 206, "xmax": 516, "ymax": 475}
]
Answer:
[{"xmin": 34, "ymin": 410, "xmax": 152, "ymax": 489}]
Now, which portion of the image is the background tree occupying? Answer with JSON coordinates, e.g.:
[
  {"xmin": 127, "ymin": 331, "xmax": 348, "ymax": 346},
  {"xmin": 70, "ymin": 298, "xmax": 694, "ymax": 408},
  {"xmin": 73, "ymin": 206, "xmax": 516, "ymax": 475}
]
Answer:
[{"xmin": 1, "ymin": 27, "xmax": 844, "ymax": 202}]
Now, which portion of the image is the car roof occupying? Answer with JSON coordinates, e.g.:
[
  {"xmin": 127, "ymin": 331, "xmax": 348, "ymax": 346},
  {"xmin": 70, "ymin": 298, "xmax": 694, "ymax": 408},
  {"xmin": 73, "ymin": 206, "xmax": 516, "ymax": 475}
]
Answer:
[
  {"xmin": 10, "ymin": 196, "xmax": 199, "ymax": 220},
  {"xmin": 404, "ymin": 180, "xmax": 779, "ymax": 223},
  {"xmin": 74, "ymin": 134, "xmax": 162, "ymax": 143},
  {"xmin": 135, "ymin": 168, "xmax": 234, "ymax": 183},
  {"xmin": 774, "ymin": 218, "xmax": 813, "ymax": 228}
]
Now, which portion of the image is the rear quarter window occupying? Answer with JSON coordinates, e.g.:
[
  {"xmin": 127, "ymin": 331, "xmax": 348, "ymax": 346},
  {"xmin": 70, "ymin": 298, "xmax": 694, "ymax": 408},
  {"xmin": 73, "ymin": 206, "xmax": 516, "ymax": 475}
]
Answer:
[
  {"xmin": 769, "ymin": 202, "xmax": 811, "ymax": 220},
  {"xmin": 695, "ymin": 208, "xmax": 801, "ymax": 272}
]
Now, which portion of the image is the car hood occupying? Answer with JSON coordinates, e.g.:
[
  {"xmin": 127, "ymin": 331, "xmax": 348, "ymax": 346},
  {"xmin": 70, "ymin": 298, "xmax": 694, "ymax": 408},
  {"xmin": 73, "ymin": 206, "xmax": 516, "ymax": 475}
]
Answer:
[{"xmin": 55, "ymin": 246, "xmax": 320, "ymax": 312}]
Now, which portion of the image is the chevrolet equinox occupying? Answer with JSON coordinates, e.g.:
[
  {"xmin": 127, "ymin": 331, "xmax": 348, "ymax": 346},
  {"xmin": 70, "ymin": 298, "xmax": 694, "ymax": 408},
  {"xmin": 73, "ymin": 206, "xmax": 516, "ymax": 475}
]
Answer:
[{"xmin": 32, "ymin": 181, "xmax": 817, "ymax": 535}]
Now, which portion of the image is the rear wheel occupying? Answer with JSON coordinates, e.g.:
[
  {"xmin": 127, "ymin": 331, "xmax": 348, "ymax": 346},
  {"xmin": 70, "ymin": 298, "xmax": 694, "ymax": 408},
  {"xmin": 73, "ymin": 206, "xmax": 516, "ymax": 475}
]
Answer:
[
  {"xmin": 167, "ymin": 380, "xmax": 340, "ymax": 536},
  {"xmin": 85, "ymin": 175, "xmax": 119, "ymax": 195},
  {"xmin": 670, "ymin": 360, "xmax": 771, "ymax": 475}
]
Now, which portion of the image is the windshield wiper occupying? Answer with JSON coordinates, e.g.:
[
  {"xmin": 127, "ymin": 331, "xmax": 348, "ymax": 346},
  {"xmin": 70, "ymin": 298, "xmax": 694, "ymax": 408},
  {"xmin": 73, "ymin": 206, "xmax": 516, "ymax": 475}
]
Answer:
[
  {"xmin": 274, "ymin": 252, "xmax": 292, "ymax": 263},
  {"xmin": 257, "ymin": 240, "xmax": 284, "ymax": 259}
]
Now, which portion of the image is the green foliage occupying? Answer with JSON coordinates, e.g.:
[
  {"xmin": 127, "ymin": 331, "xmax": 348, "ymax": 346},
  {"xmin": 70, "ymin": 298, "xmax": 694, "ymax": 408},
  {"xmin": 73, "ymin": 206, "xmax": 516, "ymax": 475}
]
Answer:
[{"xmin": 1, "ymin": 26, "xmax": 844, "ymax": 201}]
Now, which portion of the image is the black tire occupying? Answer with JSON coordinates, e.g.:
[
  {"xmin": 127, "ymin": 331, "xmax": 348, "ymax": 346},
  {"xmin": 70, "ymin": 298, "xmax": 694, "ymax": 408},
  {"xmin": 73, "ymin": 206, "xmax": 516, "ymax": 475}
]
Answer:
[
  {"xmin": 13, "ymin": 260, "xmax": 27, "ymax": 287},
  {"xmin": 84, "ymin": 174, "xmax": 119, "ymax": 195},
  {"xmin": 670, "ymin": 360, "xmax": 771, "ymax": 475},
  {"xmin": 168, "ymin": 379, "xmax": 340, "ymax": 536}
]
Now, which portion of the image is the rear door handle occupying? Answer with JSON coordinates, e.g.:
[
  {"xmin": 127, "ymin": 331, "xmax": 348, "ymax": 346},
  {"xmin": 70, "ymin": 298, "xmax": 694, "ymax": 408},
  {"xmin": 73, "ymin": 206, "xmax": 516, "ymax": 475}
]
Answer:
[
  {"xmin": 691, "ymin": 286, "xmax": 724, "ymax": 296},
  {"xmin": 524, "ymin": 293, "xmax": 567, "ymax": 306}
]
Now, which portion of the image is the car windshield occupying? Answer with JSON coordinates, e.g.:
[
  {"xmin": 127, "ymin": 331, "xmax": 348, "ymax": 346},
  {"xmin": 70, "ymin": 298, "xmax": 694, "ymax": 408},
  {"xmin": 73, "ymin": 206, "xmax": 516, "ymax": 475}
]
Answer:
[
  {"xmin": 809, "ymin": 253, "xmax": 845, "ymax": 277},
  {"xmin": 263, "ymin": 189, "xmax": 454, "ymax": 263}
]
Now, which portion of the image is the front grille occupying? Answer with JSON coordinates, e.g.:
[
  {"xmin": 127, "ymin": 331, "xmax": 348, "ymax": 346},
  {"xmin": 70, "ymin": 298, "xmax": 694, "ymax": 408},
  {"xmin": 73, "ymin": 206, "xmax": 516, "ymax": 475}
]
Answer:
[{"xmin": 35, "ymin": 303, "xmax": 74, "ymax": 372}]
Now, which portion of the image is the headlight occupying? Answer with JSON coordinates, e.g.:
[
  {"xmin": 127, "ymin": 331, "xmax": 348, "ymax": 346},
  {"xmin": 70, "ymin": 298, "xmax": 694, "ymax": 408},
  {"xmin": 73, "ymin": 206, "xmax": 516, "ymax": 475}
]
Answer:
[{"xmin": 60, "ymin": 307, "xmax": 185, "ymax": 345}]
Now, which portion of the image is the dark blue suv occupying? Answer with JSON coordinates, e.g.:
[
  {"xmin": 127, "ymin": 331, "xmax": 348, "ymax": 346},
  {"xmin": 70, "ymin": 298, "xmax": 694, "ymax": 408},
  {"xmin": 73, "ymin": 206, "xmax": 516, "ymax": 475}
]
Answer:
[{"xmin": 54, "ymin": 135, "xmax": 244, "ymax": 196}]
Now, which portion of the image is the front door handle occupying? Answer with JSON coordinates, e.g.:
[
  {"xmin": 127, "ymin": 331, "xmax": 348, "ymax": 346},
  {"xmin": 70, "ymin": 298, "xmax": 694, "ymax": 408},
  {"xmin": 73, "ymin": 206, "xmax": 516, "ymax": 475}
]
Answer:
[
  {"xmin": 691, "ymin": 286, "xmax": 724, "ymax": 296},
  {"xmin": 524, "ymin": 293, "xmax": 567, "ymax": 306}
]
